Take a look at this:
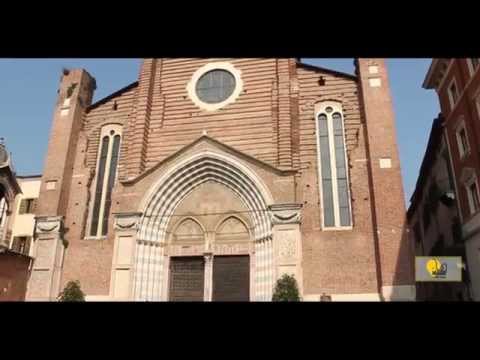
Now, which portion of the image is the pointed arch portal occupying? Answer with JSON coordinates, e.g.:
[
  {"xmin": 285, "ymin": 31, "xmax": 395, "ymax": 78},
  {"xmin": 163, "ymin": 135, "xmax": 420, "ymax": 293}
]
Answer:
[{"xmin": 133, "ymin": 152, "xmax": 276, "ymax": 301}]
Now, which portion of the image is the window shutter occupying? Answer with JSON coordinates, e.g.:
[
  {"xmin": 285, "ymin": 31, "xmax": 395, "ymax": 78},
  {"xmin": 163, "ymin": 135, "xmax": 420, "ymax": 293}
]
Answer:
[
  {"xmin": 11, "ymin": 236, "xmax": 20, "ymax": 252},
  {"xmin": 24, "ymin": 237, "xmax": 31, "ymax": 255},
  {"xmin": 19, "ymin": 199, "xmax": 27, "ymax": 215},
  {"xmin": 31, "ymin": 198, "xmax": 38, "ymax": 214}
]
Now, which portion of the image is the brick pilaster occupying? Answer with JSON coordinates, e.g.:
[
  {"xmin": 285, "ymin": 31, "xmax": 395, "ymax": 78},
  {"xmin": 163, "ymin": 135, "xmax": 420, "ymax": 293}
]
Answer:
[
  {"xmin": 125, "ymin": 59, "xmax": 158, "ymax": 179},
  {"xmin": 356, "ymin": 58, "xmax": 415, "ymax": 293}
]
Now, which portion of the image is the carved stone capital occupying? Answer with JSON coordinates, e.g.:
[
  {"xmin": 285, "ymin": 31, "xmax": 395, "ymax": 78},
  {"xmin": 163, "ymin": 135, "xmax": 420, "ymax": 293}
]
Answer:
[
  {"xmin": 203, "ymin": 252, "xmax": 214, "ymax": 261},
  {"xmin": 269, "ymin": 204, "xmax": 303, "ymax": 225},
  {"xmin": 35, "ymin": 216, "xmax": 64, "ymax": 234},
  {"xmin": 113, "ymin": 212, "xmax": 142, "ymax": 232}
]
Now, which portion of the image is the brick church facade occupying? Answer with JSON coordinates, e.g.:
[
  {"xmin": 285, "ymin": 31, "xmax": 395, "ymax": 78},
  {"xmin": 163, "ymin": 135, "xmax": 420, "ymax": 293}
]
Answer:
[{"xmin": 26, "ymin": 59, "xmax": 415, "ymax": 301}]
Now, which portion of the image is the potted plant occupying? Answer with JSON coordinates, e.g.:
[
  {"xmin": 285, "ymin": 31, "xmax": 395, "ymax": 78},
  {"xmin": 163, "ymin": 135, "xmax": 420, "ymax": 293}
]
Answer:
[
  {"xmin": 272, "ymin": 274, "xmax": 300, "ymax": 302},
  {"xmin": 57, "ymin": 280, "xmax": 85, "ymax": 302}
]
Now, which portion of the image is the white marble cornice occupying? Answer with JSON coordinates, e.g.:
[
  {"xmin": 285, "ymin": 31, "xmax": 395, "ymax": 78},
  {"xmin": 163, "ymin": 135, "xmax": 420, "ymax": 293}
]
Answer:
[
  {"xmin": 269, "ymin": 203, "xmax": 303, "ymax": 225},
  {"xmin": 113, "ymin": 212, "xmax": 142, "ymax": 231},
  {"xmin": 35, "ymin": 216, "xmax": 64, "ymax": 234}
]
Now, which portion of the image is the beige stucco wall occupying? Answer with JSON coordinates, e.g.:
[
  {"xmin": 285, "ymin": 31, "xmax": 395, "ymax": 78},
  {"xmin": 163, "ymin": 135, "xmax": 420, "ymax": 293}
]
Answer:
[{"xmin": 11, "ymin": 177, "xmax": 41, "ymax": 257}]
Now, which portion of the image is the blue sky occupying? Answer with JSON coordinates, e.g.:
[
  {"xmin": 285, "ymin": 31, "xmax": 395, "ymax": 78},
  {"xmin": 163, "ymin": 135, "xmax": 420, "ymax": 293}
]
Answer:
[{"xmin": 0, "ymin": 58, "xmax": 439, "ymax": 206}]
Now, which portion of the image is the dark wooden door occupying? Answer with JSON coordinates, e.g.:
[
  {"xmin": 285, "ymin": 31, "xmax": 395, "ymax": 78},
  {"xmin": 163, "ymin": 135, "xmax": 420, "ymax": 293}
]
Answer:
[
  {"xmin": 212, "ymin": 255, "xmax": 250, "ymax": 302},
  {"xmin": 169, "ymin": 257, "xmax": 205, "ymax": 301}
]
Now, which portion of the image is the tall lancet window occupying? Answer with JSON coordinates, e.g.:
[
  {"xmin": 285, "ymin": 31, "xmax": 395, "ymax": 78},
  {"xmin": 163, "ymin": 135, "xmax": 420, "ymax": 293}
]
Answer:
[
  {"xmin": 315, "ymin": 102, "xmax": 352, "ymax": 229},
  {"xmin": 89, "ymin": 124, "xmax": 122, "ymax": 238}
]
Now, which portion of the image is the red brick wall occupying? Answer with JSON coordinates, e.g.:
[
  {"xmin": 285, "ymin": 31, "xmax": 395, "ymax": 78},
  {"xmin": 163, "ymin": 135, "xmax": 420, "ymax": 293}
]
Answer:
[
  {"xmin": 356, "ymin": 59, "xmax": 414, "ymax": 289},
  {"xmin": 295, "ymin": 65, "xmax": 379, "ymax": 294},
  {"xmin": 0, "ymin": 252, "xmax": 31, "ymax": 301},
  {"xmin": 439, "ymin": 59, "xmax": 480, "ymax": 222}
]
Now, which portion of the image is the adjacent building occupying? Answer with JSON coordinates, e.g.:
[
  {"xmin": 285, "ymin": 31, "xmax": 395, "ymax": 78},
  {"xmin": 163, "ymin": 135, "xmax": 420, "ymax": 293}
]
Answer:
[
  {"xmin": 26, "ymin": 58, "xmax": 415, "ymax": 301},
  {"xmin": 0, "ymin": 143, "xmax": 32, "ymax": 301},
  {"xmin": 9, "ymin": 175, "xmax": 42, "ymax": 257},
  {"xmin": 422, "ymin": 58, "xmax": 480, "ymax": 300},
  {"xmin": 407, "ymin": 115, "xmax": 470, "ymax": 300}
]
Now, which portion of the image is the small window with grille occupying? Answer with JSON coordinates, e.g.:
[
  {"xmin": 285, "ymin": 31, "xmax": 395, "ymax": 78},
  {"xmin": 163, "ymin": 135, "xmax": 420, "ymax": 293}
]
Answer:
[
  {"xmin": 19, "ymin": 198, "xmax": 37, "ymax": 214},
  {"xmin": 11, "ymin": 236, "xmax": 31, "ymax": 256}
]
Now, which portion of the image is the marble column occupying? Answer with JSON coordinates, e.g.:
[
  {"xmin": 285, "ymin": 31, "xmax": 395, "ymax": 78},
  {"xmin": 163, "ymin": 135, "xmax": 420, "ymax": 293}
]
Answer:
[{"xmin": 204, "ymin": 253, "xmax": 214, "ymax": 301}]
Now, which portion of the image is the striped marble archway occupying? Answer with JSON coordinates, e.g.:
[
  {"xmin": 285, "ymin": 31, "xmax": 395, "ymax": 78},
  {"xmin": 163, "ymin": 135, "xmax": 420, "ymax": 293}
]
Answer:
[{"xmin": 134, "ymin": 151, "xmax": 275, "ymax": 301}]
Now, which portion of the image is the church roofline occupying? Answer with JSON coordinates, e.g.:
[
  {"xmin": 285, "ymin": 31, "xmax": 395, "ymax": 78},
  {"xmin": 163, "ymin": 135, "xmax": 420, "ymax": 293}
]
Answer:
[
  {"xmin": 87, "ymin": 61, "xmax": 357, "ymax": 113},
  {"xmin": 422, "ymin": 59, "xmax": 450, "ymax": 90},
  {"xmin": 296, "ymin": 61, "xmax": 357, "ymax": 81},
  {"xmin": 121, "ymin": 135, "xmax": 298, "ymax": 185},
  {"xmin": 87, "ymin": 81, "xmax": 139, "ymax": 112}
]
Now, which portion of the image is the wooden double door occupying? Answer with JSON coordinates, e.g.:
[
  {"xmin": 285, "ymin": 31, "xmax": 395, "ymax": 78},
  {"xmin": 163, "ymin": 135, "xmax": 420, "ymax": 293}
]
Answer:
[{"xmin": 169, "ymin": 255, "xmax": 250, "ymax": 301}]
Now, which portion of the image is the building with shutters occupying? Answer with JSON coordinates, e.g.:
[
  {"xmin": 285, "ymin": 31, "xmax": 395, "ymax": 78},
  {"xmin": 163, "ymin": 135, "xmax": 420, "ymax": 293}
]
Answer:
[
  {"xmin": 26, "ymin": 58, "xmax": 415, "ymax": 301},
  {"xmin": 0, "ymin": 142, "xmax": 20, "ymax": 246},
  {"xmin": 407, "ymin": 115, "xmax": 470, "ymax": 301},
  {"xmin": 0, "ymin": 142, "xmax": 33, "ymax": 301},
  {"xmin": 422, "ymin": 58, "xmax": 480, "ymax": 300},
  {"xmin": 9, "ymin": 175, "xmax": 41, "ymax": 257}
]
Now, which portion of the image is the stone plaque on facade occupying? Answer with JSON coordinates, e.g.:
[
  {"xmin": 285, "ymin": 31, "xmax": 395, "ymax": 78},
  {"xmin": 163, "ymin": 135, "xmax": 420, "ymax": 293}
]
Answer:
[{"xmin": 277, "ymin": 229, "xmax": 297, "ymax": 263}]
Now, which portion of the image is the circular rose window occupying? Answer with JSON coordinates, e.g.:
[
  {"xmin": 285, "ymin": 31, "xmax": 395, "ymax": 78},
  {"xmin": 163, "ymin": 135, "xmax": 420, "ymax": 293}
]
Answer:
[
  {"xmin": 187, "ymin": 62, "xmax": 243, "ymax": 111},
  {"xmin": 195, "ymin": 69, "xmax": 236, "ymax": 104}
]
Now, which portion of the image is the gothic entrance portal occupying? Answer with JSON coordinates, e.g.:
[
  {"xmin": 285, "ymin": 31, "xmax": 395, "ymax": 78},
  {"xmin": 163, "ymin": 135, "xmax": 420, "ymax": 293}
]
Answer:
[
  {"xmin": 111, "ymin": 150, "xmax": 303, "ymax": 301},
  {"xmin": 133, "ymin": 152, "xmax": 276, "ymax": 301},
  {"xmin": 164, "ymin": 181, "xmax": 254, "ymax": 302}
]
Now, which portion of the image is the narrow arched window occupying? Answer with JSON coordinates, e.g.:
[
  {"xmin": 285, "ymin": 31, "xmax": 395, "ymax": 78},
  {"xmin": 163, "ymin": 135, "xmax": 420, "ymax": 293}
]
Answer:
[
  {"xmin": 315, "ymin": 103, "xmax": 352, "ymax": 228},
  {"xmin": 89, "ymin": 125, "xmax": 122, "ymax": 238},
  {"xmin": 102, "ymin": 135, "xmax": 121, "ymax": 236}
]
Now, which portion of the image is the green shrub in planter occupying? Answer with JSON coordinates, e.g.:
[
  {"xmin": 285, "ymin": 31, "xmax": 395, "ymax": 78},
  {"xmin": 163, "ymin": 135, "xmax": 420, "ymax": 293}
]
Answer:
[
  {"xmin": 58, "ymin": 280, "xmax": 85, "ymax": 302},
  {"xmin": 272, "ymin": 274, "xmax": 300, "ymax": 301}
]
